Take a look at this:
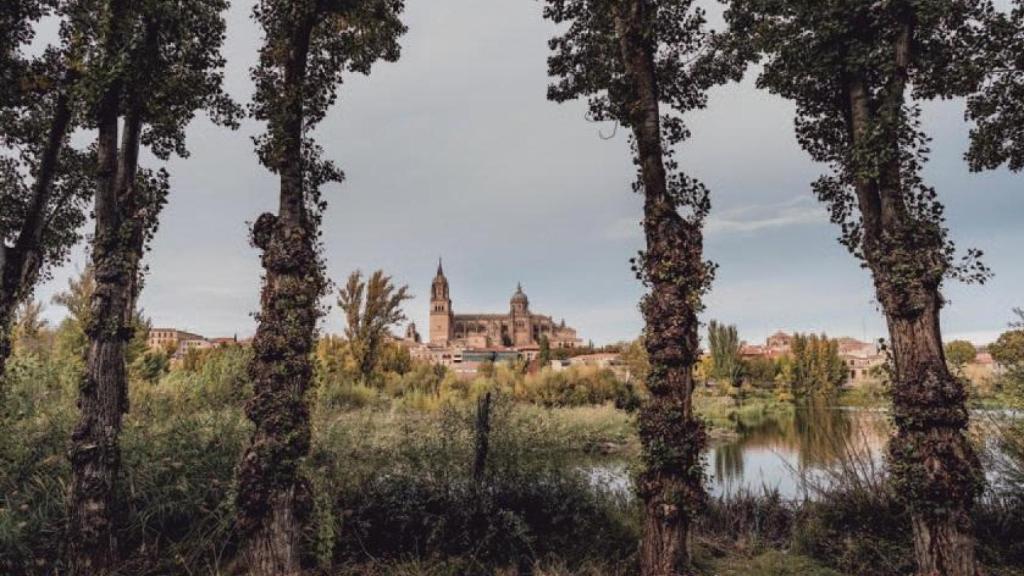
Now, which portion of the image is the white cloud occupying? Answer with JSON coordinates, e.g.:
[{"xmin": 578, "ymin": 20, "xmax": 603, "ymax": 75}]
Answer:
[
  {"xmin": 605, "ymin": 196, "xmax": 828, "ymax": 242},
  {"xmin": 706, "ymin": 197, "xmax": 828, "ymax": 236}
]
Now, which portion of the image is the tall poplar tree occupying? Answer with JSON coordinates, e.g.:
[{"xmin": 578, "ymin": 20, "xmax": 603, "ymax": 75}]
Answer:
[
  {"xmin": 725, "ymin": 1, "xmax": 992, "ymax": 573},
  {"xmin": 235, "ymin": 1, "xmax": 405, "ymax": 573},
  {"xmin": 0, "ymin": 1, "xmax": 92, "ymax": 383},
  {"xmin": 544, "ymin": 1, "xmax": 739, "ymax": 573},
  {"xmin": 67, "ymin": 0, "xmax": 237, "ymax": 571}
]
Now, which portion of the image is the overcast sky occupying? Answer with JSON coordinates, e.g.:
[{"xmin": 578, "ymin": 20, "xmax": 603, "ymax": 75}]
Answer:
[{"xmin": 31, "ymin": 0, "xmax": 1024, "ymax": 346}]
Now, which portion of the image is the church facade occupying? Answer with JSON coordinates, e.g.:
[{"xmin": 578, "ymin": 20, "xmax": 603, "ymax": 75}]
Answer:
[{"xmin": 429, "ymin": 260, "xmax": 581, "ymax": 349}]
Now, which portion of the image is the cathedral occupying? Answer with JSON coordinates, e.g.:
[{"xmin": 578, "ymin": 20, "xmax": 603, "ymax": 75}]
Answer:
[{"xmin": 429, "ymin": 260, "xmax": 581, "ymax": 349}]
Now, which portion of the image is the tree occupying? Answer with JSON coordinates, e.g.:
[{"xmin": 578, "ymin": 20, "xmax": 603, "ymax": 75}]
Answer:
[
  {"xmin": 234, "ymin": 1, "xmax": 405, "ymax": 573},
  {"xmin": 782, "ymin": 333, "xmax": 848, "ymax": 398},
  {"xmin": 1012, "ymin": 307, "xmax": 1024, "ymax": 329},
  {"xmin": 742, "ymin": 356, "xmax": 778, "ymax": 388},
  {"xmin": 0, "ymin": 0, "xmax": 93, "ymax": 383},
  {"xmin": 945, "ymin": 340, "xmax": 977, "ymax": 374},
  {"xmin": 708, "ymin": 320, "xmax": 742, "ymax": 386},
  {"xmin": 51, "ymin": 266, "xmax": 95, "ymax": 381},
  {"xmin": 538, "ymin": 334, "xmax": 552, "ymax": 367},
  {"xmin": 621, "ymin": 337, "xmax": 650, "ymax": 387},
  {"xmin": 990, "ymin": 329, "xmax": 1024, "ymax": 368},
  {"xmin": 337, "ymin": 270, "xmax": 412, "ymax": 382},
  {"xmin": 544, "ymin": 0, "xmax": 739, "ymax": 572},
  {"xmin": 11, "ymin": 299, "xmax": 50, "ymax": 358},
  {"xmin": 965, "ymin": 1, "xmax": 1024, "ymax": 172},
  {"xmin": 130, "ymin": 348, "xmax": 169, "ymax": 384},
  {"xmin": 51, "ymin": 265, "xmax": 95, "ymax": 328},
  {"xmin": 726, "ymin": 2, "xmax": 990, "ymax": 572},
  {"xmin": 67, "ymin": 0, "xmax": 237, "ymax": 571}
]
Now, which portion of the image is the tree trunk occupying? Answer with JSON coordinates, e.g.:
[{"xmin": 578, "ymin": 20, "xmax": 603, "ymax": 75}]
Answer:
[
  {"xmin": 614, "ymin": 1, "xmax": 706, "ymax": 574},
  {"xmin": 884, "ymin": 293, "xmax": 981, "ymax": 576},
  {"xmin": 235, "ymin": 17, "xmax": 320, "ymax": 576},
  {"xmin": 838, "ymin": 10, "xmax": 982, "ymax": 572},
  {"xmin": 68, "ymin": 4, "xmax": 137, "ymax": 569},
  {"xmin": 0, "ymin": 298, "xmax": 12, "ymax": 385},
  {"xmin": 69, "ymin": 75, "xmax": 124, "ymax": 576},
  {"xmin": 0, "ymin": 79, "xmax": 75, "ymax": 382}
]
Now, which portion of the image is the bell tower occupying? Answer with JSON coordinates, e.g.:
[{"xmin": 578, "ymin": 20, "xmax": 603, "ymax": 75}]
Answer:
[
  {"xmin": 510, "ymin": 283, "xmax": 532, "ymax": 347},
  {"xmin": 429, "ymin": 258, "xmax": 453, "ymax": 345}
]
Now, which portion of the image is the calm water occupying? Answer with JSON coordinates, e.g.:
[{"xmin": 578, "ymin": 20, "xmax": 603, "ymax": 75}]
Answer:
[
  {"xmin": 587, "ymin": 404, "xmax": 893, "ymax": 499},
  {"xmin": 586, "ymin": 405, "xmax": 1020, "ymax": 499}
]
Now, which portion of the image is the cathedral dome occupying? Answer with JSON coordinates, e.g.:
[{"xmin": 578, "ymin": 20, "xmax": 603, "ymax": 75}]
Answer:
[{"xmin": 511, "ymin": 283, "xmax": 528, "ymax": 306}]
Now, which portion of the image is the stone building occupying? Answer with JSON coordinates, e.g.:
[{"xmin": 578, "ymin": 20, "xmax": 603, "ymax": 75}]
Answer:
[
  {"xmin": 428, "ymin": 260, "xmax": 581, "ymax": 349},
  {"xmin": 147, "ymin": 328, "xmax": 205, "ymax": 351}
]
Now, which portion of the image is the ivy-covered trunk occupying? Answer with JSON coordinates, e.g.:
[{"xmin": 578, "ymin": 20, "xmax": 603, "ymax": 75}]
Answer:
[
  {"xmin": 615, "ymin": 1, "xmax": 706, "ymax": 573},
  {"xmin": 235, "ymin": 15, "xmax": 321, "ymax": 575},
  {"xmin": 845, "ymin": 63, "xmax": 982, "ymax": 576},
  {"xmin": 882, "ymin": 289, "xmax": 981, "ymax": 576},
  {"xmin": 68, "ymin": 58, "xmax": 130, "ymax": 574},
  {"xmin": 68, "ymin": 12, "xmax": 158, "ymax": 568},
  {"xmin": 235, "ymin": 209, "xmax": 320, "ymax": 574}
]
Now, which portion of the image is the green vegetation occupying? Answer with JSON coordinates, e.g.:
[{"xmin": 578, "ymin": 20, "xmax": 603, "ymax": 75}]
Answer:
[
  {"xmin": 3, "ymin": 324, "xmax": 1024, "ymax": 575},
  {"xmin": 776, "ymin": 334, "xmax": 848, "ymax": 400},
  {"xmin": 945, "ymin": 340, "xmax": 978, "ymax": 374},
  {"xmin": 709, "ymin": 321, "xmax": 743, "ymax": 387}
]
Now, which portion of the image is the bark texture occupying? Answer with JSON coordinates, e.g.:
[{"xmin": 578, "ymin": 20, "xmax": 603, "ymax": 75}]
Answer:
[
  {"xmin": 885, "ymin": 298, "xmax": 980, "ymax": 576},
  {"xmin": 615, "ymin": 2, "xmax": 706, "ymax": 574},
  {"xmin": 842, "ymin": 13, "xmax": 982, "ymax": 576},
  {"xmin": 68, "ymin": 4, "xmax": 153, "ymax": 571},
  {"xmin": 234, "ymin": 15, "xmax": 321, "ymax": 576},
  {"xmin": 68, "ymin": 43, "xmax": 126, "ymax": 575}
]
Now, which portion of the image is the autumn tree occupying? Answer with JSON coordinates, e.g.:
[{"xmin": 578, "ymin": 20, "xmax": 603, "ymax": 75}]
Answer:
[
  {"xmin": 781, "ymin": 333, "xmax": 847, "ymax": 397},
  {"xmin": 990, "ymin": 327, "xmax": 1024, "ymax": 368},
  {"xmin": 337, "ymin": 269, "xmax": 411, "ymax": 382},
  {"xmin": 945, "ymin": 340, "xmax": 977, "ymax": 374},
  {"xmin": 66, "ymin": 0, "xmax": 237, "ymax": 571},
  {"xmin": 0, "ymin": 0, "xmax": 93, "ymax": 383},
  {"xmin": 544, "ymin": 0, "xmax": 739, "ymax": 572},
  {"xmin": 10, "ymin": 299, "xmax": 50, "ymax": 358},
  {"xmin": 726, "ymin": 1, "xmax": 992, "ymax": 572},
  {"xmin": 234, "ymin": 1, "xmax": 405, "ymax": 573}
]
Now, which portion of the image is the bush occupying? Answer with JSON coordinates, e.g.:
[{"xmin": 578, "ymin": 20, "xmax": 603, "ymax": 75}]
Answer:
[
  {"xmin": 311, "ymin": 399, "xmax": 638, "ymax": 570},
  {"xmin": 0, "ymin": 353, "xmax": 76, "ymax": 574},
  {"xmin": 699, "ymin": 488, "xmax": 794, "ymax": 554}
]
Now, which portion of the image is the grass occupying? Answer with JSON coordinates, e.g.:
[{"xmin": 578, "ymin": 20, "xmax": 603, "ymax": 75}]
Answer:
[
  {"xmin": 700, "ymin": 550, "xmax": 844, "ymax": 576},
  {"xmin": 694, "ymin": 388, "xmax": 795, "ymax": 437}
]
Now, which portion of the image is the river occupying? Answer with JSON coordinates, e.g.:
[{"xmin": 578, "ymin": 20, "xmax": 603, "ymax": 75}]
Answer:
[{"xmin": 585, "ymin": 404, "xmax": 1015, "ymax": 500}]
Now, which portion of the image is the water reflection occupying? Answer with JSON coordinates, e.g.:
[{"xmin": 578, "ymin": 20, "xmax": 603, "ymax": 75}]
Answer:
[
  {"xmin": 708, "ymin": 403, "xmax": 889, "ymax": 497},
  {"xmin": 582, "ymin": 404, "xmax": 892, "ymax": 500}
]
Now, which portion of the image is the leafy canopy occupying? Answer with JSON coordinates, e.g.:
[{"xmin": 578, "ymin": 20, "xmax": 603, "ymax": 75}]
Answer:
[
  {"xmin": 250, "ymin": 0, "xmax": 406, "ymax": 224},
  {"xmin": 965, "ymin": 1, "xmax": 1024, "ymax": 172},
  {"xmin": 725, "ymin": 0, "xmax": 994, "ymax": 296},
  {"xmin": 1, "ymin": 1, "xmax": 92, "ymax": 285},
  {"xmin": 544, "ymin": 0, "xmax": 741, "ymax": 217},
  {"xmin": 337, "ymin": 269, "xmax": 411, "ymax": 380}
]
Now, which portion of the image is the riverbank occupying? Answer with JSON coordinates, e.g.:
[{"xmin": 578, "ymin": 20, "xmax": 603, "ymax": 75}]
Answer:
[{"xmin": 3, "ymin": 349, "xmax": 1022, "ymax": 575}]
